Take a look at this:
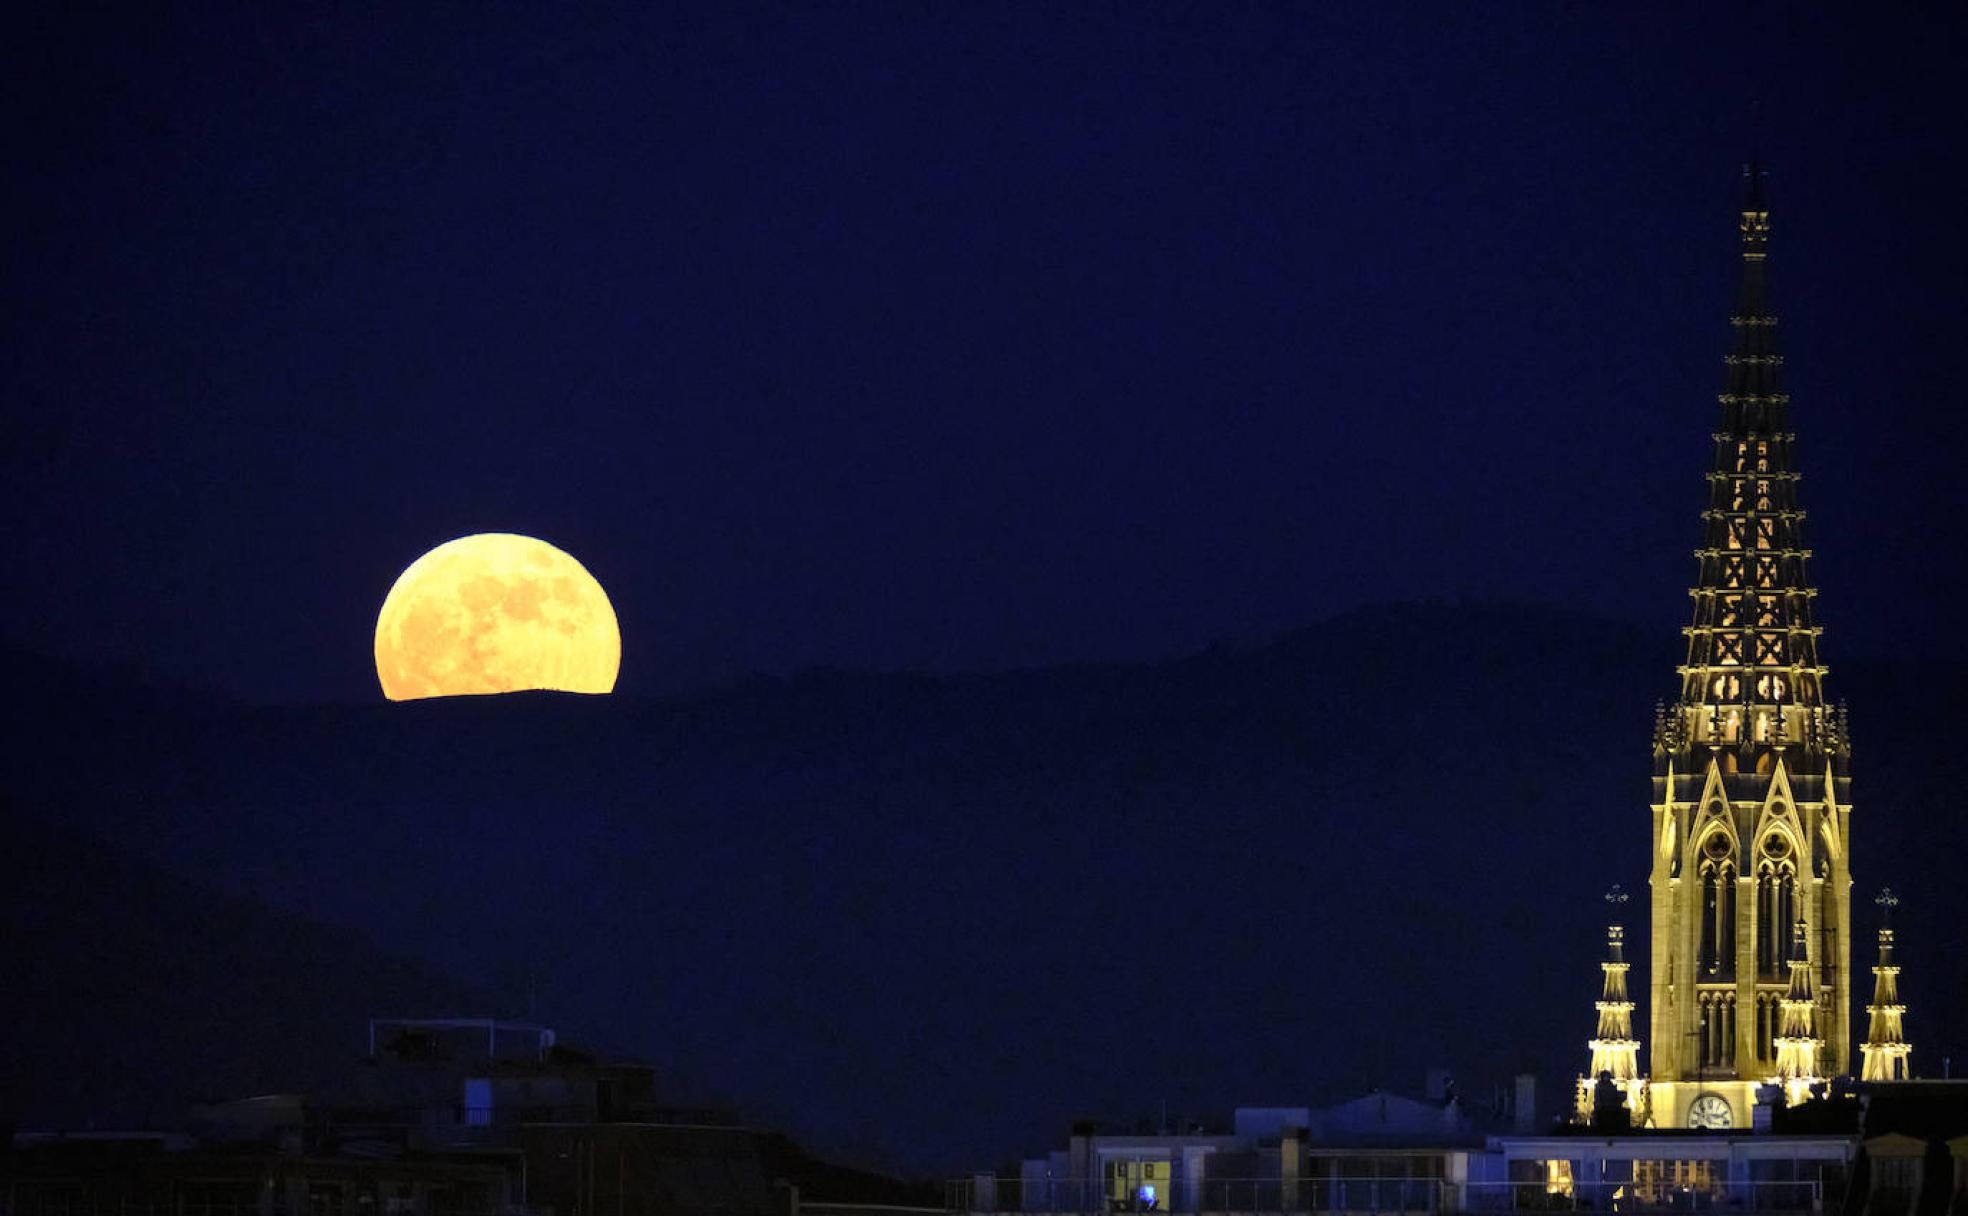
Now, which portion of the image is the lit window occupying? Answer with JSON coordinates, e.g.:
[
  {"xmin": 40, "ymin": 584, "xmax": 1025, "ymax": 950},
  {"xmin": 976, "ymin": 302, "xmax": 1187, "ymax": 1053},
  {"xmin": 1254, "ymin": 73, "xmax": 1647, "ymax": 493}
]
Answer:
[
  {"xmin": 1543, "ymin": 1161, "xmax": 1575, "ymax": 1198},
  {"xmin": 464, "ymin": 1078, "xmax": 493, "ymax": 1127}
]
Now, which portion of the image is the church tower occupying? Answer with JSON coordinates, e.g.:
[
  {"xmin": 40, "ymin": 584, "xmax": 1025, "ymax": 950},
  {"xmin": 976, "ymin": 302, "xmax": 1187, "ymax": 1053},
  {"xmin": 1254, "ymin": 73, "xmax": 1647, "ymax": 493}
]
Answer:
[{"xmin": 1643, "ymin": 167, "xmax": 1855, "ymax": 1130}]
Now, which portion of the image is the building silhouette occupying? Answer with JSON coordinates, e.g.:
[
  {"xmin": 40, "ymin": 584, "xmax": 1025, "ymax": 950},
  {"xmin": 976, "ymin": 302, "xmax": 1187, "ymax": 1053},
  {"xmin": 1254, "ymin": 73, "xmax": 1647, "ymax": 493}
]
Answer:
[{"xmin": 1632, "ymin": 165, "xmax": 1858, "ymax": 1130}]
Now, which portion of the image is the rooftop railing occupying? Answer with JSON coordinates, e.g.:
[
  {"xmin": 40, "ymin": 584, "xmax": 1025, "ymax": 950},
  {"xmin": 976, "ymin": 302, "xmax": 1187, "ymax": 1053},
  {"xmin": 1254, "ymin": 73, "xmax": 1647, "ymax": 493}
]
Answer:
[{"xmin": 945, "ymin": 1178, "xmax": 1832, "ymax": 1216}]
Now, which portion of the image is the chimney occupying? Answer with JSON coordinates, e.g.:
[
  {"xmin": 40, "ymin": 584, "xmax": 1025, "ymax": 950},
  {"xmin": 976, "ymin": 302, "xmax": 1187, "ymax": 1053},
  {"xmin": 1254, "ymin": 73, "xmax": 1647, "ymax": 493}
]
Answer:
[
  {"xmin": 1512, "ymin": 1074, "xmax": 1538, "ymax": 1134},
  {"xmin": 1280, "ymin": 1128, "xmax": 1305, "ymax": 1211},
  {"xmin": 1069, "ymin": 1122, "xmax": 1094, "ymax": 1197}
]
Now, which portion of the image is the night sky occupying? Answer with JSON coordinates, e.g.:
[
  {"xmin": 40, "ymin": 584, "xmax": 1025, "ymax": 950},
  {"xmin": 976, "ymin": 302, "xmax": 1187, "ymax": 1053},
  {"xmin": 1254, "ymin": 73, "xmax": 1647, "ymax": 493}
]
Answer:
[
  {"xmin": 8, "ymin": 5, "xmax": 1966, "ymax": 704},
  {"xmin": 9, "ymin": 4, "xmax": 1968, "ymax": 1174}
]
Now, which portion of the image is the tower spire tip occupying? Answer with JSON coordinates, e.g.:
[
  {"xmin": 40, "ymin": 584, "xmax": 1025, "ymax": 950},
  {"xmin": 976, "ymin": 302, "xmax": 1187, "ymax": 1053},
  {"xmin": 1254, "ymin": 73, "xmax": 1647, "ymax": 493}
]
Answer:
[{"xmin": 1743, "ymin": 157, "xmax": 1767, "ymax": 211}]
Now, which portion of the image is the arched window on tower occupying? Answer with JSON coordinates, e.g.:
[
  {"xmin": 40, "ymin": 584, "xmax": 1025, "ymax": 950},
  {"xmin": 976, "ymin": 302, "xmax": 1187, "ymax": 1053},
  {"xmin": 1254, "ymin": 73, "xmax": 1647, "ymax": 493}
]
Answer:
[
  {"xmin": 1699, "ymin": 835, "xmax": 1735, "ymax": 981},
  {"xmin": 1697, "ymin": 993, "xmax": 1737, "ymax": 1070},
  {"xmin": 1756, "ymin": 839, "xmax": 1797, "ymax": 979}
]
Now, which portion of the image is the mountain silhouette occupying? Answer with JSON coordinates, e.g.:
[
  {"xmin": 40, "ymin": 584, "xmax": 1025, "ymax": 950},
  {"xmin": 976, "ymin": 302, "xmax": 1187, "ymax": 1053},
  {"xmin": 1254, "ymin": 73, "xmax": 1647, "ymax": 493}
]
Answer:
[
  {"xmin": 2, "ymin": 602, "xmax": 1962, "ymax": 1173},
  {"xmin": 0, "ymin": 799, "xmax": 491, "ymax": 1129}
]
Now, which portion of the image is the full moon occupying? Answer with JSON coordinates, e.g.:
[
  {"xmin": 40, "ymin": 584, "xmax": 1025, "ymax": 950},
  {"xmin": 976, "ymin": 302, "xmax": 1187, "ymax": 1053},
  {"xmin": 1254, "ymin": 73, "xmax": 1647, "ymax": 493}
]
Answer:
[{"xmin": 374, "ymin": 533, "xmax": 621, "ymax": 701}]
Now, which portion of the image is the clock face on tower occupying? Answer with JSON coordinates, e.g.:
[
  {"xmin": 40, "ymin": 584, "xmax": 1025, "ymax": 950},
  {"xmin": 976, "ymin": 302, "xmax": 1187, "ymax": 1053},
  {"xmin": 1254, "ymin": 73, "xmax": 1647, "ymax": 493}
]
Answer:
[{"xmin": 1688, "ymin": 1094, "xmax": 1733, "ymax": 1129}]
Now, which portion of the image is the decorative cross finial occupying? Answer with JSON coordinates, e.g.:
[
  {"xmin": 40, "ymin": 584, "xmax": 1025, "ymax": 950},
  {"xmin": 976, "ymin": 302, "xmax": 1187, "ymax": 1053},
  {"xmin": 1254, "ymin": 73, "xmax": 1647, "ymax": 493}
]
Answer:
[
  {"xmin": 1876, "ymin": 887, "xmax": 1899, "ymax": 928},
  {"xmin": 1603, "ymin": 884, "xmax": 1629, "ymax": 945}
]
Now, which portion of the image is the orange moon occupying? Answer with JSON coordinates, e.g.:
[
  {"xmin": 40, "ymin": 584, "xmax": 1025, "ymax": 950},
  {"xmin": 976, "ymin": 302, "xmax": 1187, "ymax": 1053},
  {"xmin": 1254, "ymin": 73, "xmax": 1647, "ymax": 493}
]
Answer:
[{"xmin": 374, "ymin": 534, "xmax": 621, "ymax": 701}]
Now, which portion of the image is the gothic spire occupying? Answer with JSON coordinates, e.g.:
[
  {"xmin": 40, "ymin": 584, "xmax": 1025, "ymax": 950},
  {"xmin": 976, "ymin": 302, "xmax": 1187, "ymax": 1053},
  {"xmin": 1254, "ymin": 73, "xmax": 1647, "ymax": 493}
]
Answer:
[
  {"xmin": 1577, "ymin": 886, "xmax": 1644, "ymax": 1122},
  {"xmin": 1773, "ymin": 915, "xmax": 1824, "ymax": 1100},
  {"xmin": 1861, "ymin": 888, "xmax": 1913, "ymax": 1081},
  {"xmin": 1590, "ymin": 889, "xmax": 1637, "ymax": 1078},
  {"xmin": 1663, "ymin": 164, "xmax": 1842, "ymax": 778},
  {"xmin": 1644, "ymin": 161, "xmax": 1860, "ymax": 1119},
  {"xmin": 1727, "ymin": 161, "xmax": 1779, "ymax": 425}
]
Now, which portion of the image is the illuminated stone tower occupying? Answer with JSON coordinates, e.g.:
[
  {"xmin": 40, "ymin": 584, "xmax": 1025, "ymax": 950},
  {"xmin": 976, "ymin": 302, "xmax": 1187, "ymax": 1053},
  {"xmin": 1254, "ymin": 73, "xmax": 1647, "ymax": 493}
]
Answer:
[
  {"xmin": 1644, "ymin": 166, "xmax": 1855, "ymax": 1130},
  {"xmin": 1860, "ymin": 888, "xmax": 1912, "ymax": 1081},
  {"xmin": 1577, "ymin": 886, "xmax": 1647, "ymax": 1121}
]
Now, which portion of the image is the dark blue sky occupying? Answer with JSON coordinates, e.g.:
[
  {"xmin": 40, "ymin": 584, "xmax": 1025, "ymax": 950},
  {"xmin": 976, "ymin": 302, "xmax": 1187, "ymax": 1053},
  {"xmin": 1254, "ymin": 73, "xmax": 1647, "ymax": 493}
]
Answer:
[{"xmin": 7, "ymin": 4, "xmax": 1965, "ymax": 703}]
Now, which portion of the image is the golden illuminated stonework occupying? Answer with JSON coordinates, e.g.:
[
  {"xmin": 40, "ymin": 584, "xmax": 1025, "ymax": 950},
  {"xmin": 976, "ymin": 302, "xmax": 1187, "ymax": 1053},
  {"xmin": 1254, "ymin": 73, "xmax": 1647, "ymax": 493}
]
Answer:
[
  {"xmin": 1575, "ymin": 887, "xmax": 1648, "ymax": 1124},
  {"xmin": 1583, "ymin": 167, "xmax": 1866, "ymax": 1131},
  {"xmin": 1860, "ymin": 889, "xmax": 1913, "ymax": 1081},
  {"xmin": 373, "ymin": 533, "xmax": 621, "ymax": 701}
]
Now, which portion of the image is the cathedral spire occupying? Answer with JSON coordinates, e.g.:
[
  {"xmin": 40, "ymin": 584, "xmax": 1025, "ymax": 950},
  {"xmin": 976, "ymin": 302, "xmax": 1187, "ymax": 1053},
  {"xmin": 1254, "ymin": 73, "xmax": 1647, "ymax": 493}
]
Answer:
[
  {"xmin": 1577, "ymin": 887, "xmax": 1646, "ymax": 1123},
  {"xmin": 1740, "ymin": 159, "xmax": 1769, "ymax": 257},
  {"xmin": 1644, "ymin": 165, "xmax": 1857, "ymax": 1127},
  {"xmin": 1726, "ymin": 161, "xmax": 1779, "ymax": 422},
  {"xmin": 1773, "ymin": 916, "xmax": 1824, "ymax": 1101},
  {"xmin": 1861, "ymin": 888, "xmax": 1913, "ymax": 1081},
  {"xmin": 1589, "ymin": 886, "xmax": 1641, "ymax": 1084},
  {"xmin": 1665, "ymin": 163, "xmax": 1832, "ymax": 751}
]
